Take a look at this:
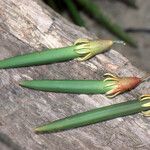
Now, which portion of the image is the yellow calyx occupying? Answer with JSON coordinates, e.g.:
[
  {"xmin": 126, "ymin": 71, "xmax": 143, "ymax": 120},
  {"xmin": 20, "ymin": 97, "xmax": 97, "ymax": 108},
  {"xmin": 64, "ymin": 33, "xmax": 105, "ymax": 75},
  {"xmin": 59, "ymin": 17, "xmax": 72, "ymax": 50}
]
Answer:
[
  {"xmin": 103, "ymin": 73, "xmax": 119, "ymax": 98},
  {"xmin": 74, "ymin": 38, "xmax": 113, "ymax": 61},
  {"xmin": 140, "ymin": 95, "xmax": 150, "ymax": 116}
]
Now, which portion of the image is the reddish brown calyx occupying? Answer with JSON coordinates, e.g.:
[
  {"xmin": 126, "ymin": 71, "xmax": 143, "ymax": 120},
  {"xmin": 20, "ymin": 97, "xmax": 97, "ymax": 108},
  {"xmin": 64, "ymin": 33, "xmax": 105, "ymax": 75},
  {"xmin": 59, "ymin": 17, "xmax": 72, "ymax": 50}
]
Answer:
[{"xmin": 104, "ymin": 73, "xmax": 142, "ymax": 98}]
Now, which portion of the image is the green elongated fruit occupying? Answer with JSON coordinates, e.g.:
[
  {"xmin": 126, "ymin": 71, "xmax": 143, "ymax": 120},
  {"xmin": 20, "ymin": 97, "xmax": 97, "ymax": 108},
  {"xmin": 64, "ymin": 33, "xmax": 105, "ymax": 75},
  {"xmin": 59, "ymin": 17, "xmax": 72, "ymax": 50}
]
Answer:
[
  {"xmin": 20, "ymin": 73, "xmax": 142, "ymax": 98},
  {"xmin": 34, "ymin": 95, "xmax": 150, "ymax": 133},
  {"xmin": 0, "ymin": 39, "xmax": 114, "ymax": 69},
  {"xmin": 0, "ymin": 46, "xmax": 77, "ymax": 69},
  {"xmin": 20, "ymin": 80, "xmax": 113, "ymax": 94}
]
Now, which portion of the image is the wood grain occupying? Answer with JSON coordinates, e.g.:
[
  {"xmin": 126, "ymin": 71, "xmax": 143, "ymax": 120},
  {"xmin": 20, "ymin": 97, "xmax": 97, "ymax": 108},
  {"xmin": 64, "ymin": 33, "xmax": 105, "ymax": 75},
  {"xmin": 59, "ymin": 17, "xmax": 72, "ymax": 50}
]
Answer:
[{"xmin": 0, "ymin": 0, "xmax": 150, "ymax": 149}]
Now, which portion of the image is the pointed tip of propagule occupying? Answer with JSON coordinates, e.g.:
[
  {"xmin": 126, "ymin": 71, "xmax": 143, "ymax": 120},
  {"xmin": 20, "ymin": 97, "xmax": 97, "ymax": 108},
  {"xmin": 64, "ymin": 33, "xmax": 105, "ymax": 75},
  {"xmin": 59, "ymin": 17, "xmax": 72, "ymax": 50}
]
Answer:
[
  {"xmin": 34, "ymin": 127, "xmax": 41, "ymax": 133},
  {"xmin": 19, "ymin": 81, "xmax": 25, "ymax": 86},
  {"xmin": 19, "ymin": 80, "xmax": 30, "ymax": 88},
  {"xmin": 34, "ymin": 126, "xmax": 48, "ymax": 134}
]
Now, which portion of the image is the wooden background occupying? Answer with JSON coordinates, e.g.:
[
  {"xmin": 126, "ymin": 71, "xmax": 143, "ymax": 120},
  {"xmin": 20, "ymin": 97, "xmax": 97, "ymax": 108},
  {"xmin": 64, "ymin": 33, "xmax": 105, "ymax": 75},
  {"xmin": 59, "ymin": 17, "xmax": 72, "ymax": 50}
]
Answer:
[{"xmin": 0, "ymin": 0, "xmax": 150, "ymax": 149}]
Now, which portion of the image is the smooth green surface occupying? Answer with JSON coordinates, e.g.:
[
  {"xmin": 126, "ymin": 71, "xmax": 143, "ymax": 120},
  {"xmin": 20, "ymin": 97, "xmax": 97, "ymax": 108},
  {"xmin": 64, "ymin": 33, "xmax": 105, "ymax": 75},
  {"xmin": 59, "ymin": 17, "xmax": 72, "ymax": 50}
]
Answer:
[
  {"xmin": 35, "ymin": 99, "xmax": 150, "ymax": 133},
  {"xmin": 0, "ymin": 46, "xmax": 78, "ymax": 69},
  {"xmin": 77, "ymin": 0, "xmax": 137, "ymax": 47},
  {"xmin": 20, "ymin": 80, "xmax": 114, "ymax": 94}
]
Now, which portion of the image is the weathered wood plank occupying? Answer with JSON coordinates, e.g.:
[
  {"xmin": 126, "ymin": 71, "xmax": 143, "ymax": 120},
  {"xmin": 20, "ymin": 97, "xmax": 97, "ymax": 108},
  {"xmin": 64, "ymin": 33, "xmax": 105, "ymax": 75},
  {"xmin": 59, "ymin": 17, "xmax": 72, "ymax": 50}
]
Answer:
[{"xmin": 0, "ymin": 0, "xmax": 150, "ymax": 150}]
